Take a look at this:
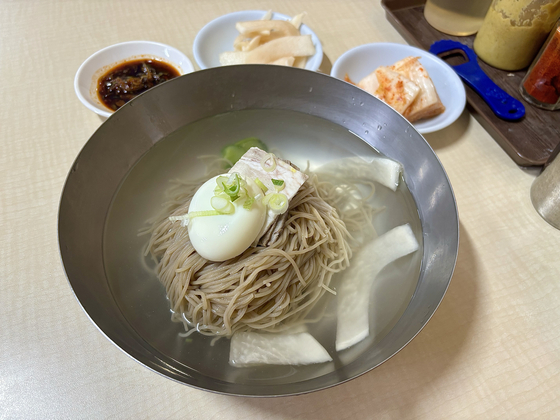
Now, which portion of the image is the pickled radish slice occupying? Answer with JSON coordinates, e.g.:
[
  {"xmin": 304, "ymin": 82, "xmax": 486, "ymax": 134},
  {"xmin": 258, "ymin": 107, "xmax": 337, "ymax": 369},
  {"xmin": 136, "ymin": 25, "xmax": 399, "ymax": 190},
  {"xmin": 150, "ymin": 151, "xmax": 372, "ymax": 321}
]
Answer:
[
  {"xmin": 336, "ymin": 224, "xmax": 419, "ymax": 351},
  {"xmin": 229, "ymin": 331, "xmax": 332, "ymax": 367},
  {"xmin": 316, "ymin": 156, "xmax": 402, "ymax": 191}
]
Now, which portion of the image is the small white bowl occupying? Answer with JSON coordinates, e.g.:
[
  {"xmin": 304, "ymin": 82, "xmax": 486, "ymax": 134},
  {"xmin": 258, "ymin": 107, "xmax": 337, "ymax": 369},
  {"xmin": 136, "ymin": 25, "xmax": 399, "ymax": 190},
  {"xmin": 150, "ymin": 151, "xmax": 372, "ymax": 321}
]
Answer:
[
  {"xmin": 74, "ymin": 41, "xmax": 194, "ymax": 118},
  {"xmin": 331, "ymin": 43, "xmax": 466, "ymax": 134},
  {"xmin": 193, "ymin": 10, "xmax": 323, "ymax": 71}
]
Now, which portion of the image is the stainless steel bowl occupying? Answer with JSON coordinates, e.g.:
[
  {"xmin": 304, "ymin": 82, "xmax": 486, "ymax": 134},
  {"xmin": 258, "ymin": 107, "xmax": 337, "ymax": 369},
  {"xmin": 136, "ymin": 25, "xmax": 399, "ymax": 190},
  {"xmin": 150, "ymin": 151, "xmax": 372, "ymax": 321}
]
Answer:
[{"xmin": 59, "ymin": 65, "xmax": 459, "ymax": 396}]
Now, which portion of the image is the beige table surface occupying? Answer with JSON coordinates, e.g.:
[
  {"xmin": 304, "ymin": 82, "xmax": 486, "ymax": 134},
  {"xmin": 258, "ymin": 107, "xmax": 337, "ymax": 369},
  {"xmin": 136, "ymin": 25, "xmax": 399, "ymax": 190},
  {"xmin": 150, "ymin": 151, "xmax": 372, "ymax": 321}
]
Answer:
[{"xmin": 2, "ymin": 0, "xmax": 559, "ymax": 418}]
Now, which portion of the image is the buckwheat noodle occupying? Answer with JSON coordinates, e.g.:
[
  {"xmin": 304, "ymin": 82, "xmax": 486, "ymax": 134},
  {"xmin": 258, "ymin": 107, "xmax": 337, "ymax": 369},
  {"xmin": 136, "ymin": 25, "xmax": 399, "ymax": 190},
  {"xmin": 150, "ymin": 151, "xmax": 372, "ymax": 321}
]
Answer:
[{"xmin": 145, "ymin": 167, "xmax": 377, "ymax": 337}]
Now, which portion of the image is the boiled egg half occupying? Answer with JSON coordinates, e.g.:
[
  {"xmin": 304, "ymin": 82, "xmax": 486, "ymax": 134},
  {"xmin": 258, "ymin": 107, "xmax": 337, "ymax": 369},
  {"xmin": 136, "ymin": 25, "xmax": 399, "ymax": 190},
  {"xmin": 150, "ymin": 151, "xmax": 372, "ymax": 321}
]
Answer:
[{"xmin": 187, "ymin": 174, "xmax": 266, "ymax": 261}]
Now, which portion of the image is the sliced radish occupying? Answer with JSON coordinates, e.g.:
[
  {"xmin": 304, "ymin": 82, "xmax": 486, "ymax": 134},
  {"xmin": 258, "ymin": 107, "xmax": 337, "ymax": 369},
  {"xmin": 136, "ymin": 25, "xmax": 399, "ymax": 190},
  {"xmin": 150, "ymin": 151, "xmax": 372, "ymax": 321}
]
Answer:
[
  {"xmin": 229, "ymin": 331, "xmax": 332, "ymax": 367},
  {"xmin": 336, "ymin": 224, "xmax": 419, "ymax": 351},
  {"xmin": 316, "ymin": 156, "xmax": 402, "ymax": 191}
]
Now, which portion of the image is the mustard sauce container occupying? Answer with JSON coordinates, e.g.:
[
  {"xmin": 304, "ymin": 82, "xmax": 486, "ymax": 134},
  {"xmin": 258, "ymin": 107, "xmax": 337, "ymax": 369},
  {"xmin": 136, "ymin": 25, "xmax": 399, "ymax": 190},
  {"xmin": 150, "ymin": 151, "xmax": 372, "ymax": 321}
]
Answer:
[{"xmin": 473, "ymin": 0, "xmax": 560, "ymax": 71}]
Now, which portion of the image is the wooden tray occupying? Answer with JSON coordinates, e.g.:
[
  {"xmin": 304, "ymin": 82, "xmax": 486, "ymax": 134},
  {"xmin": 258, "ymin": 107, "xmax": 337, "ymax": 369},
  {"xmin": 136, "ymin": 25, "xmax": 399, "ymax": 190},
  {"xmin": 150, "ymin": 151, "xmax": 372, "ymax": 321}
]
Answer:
[{"xmin": 382, "ymin": 0, "xmax": 560, "ymax": 166}]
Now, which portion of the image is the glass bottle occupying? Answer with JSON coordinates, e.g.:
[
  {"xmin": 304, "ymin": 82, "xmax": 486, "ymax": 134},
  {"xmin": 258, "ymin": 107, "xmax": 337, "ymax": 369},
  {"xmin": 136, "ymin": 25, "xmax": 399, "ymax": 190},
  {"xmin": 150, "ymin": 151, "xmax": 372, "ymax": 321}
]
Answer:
[
  {"xmin": 520, "ymin": 20, "xmax": 560, "ymax": 110},
  {"xmin": 473, "ymin": 0, "xmax": 560, "ymax": 71},
  {"xmin": 423, "ymin": 0, "xmax": 492, "ymax": 36}
]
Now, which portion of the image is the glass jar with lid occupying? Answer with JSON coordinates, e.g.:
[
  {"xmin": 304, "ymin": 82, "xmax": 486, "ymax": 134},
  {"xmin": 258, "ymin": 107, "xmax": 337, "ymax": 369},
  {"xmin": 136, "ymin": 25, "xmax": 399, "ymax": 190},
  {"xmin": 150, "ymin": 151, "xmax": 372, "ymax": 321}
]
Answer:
[
  {"xmin": 473, "ymin": 0, "xmax": 560, "ymax": 71},
  {"xmin": 520, "ymin": 20, "xmax": 560, "ymax": 110},
  {"xmin": 423, "ymin": 0, "xmax": 492, "ymax": 36}
]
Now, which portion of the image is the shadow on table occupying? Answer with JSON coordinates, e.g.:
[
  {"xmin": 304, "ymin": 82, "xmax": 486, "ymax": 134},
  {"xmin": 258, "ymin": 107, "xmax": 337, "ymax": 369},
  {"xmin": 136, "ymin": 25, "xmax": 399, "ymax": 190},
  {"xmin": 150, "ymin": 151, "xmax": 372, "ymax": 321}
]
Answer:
[
  {"xmin": 235, "ymin": 223, "xmax": 478, "ymax": 419},
  {"xmin": 424, "ymin": 108, "xmax": 471, "ymax": 151}
]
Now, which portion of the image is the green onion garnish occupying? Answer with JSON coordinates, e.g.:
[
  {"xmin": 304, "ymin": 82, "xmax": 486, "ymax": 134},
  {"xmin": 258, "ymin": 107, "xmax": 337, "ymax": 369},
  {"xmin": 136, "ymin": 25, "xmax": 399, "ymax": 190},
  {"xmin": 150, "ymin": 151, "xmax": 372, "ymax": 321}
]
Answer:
[
  {"xmin": 169, "ymin": 210, "xmax": 222, "ymax": 226},
  {"xmin": 211, "ymin": 196, "xmax": 235, "ymax": 214},
  {"xmin": 214, "ymin": 175, "xmax": 231, "ymax": 195},
  {"xmin": 262, "ymin": 193, "xmax": 288, "ymax": 214},
  {"xmin": 243, "ymin": 197, "xmax": 255, "ymax": 210},
  {"xmin": 271, "ymin": 178, "xmax": 285, "ymax": 192},
  {"xmin": 221, "ymin": 173, "xmax": 241, "ymax": 202},
  {"xmin": 260, "ymin": 153, "xmax": 277, "ymax": 172},
  {"xmin": 254, "ymin": 177, "xmax": 268, "ymax": 192}
]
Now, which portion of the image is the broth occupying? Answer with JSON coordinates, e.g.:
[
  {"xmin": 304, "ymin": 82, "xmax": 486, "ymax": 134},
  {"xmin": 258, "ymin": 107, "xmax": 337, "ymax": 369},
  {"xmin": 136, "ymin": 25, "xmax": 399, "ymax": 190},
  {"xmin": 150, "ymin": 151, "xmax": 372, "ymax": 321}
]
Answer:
[{"xmin": 103, "ymin": 109, "xmax": 422, "ymax": 384}]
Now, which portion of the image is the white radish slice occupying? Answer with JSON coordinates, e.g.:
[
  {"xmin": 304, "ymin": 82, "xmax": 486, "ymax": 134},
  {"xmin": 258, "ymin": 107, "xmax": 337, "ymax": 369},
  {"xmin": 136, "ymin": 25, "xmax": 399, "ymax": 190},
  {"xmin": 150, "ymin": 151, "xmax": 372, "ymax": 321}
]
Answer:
[
  {"xmin": 219, "ymin": 51, "xmax": 247, "ymax": 65},
  {"xmin": 336, "ymin": 224, "xmax": 419, "ymax": 351},
  {"xmin": 229, "ymin": 331, "xmax": 332, "ymax": 367},
  {"xmin": 270, "ymin": 56, "xmax": 295, "ymax": 67},
  {"xmin": 316, "ymin": 156, "xmax": 402, "ymax": 191},
  {"xmin": 242, "ymin": 35, "xmax": 262, "ymax": 52},
  {"xmin": 290, "ymin": 12, "xmax": 306, "ymax": 29}
]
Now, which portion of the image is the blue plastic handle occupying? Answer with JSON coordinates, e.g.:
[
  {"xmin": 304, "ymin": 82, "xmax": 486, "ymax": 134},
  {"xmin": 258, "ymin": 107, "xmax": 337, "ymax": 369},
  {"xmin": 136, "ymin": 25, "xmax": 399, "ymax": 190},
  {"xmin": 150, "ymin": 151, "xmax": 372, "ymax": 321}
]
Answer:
[{"xmin": 429, "ymin": 40, "xmax": 525, "ymax": 121}]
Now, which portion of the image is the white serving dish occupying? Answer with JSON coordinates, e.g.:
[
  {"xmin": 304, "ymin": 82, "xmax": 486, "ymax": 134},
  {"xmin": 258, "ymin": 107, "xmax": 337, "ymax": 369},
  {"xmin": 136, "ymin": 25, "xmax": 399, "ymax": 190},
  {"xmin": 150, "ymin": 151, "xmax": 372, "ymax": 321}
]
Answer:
[
  {"xmin": 331, "ymin": 43, "xmax": 466, "ymax": 134},
  {"xmin": 74, "ymin": 40, "xmax": 194, "ymax": 118},
  {"xmin": 193, "ymin": 10, "xmax": 323, "ymax": 72}
]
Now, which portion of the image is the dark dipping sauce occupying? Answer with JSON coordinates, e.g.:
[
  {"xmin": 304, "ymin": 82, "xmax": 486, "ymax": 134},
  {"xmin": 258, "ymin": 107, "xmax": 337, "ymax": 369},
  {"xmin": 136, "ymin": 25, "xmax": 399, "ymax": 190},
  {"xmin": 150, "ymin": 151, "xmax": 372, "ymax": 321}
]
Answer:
[{"xmin": 97, "ymin": 59, "xmax": 180, "ymax": 111}]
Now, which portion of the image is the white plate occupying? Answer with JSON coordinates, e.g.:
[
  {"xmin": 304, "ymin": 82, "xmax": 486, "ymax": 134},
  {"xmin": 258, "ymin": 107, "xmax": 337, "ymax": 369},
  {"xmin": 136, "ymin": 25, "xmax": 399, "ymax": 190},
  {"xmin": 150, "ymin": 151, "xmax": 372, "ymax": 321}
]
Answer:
[
  {"xmin": 74, "ymin": 41, "xmax": 194, "ymax": 118},
  {"xmin": 330, "ymin": 43, "xmax": 466, "ymax": 134},
  {"xmin": 193, "ymin": 10, "xmax": 323, "ymax": 71}
]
